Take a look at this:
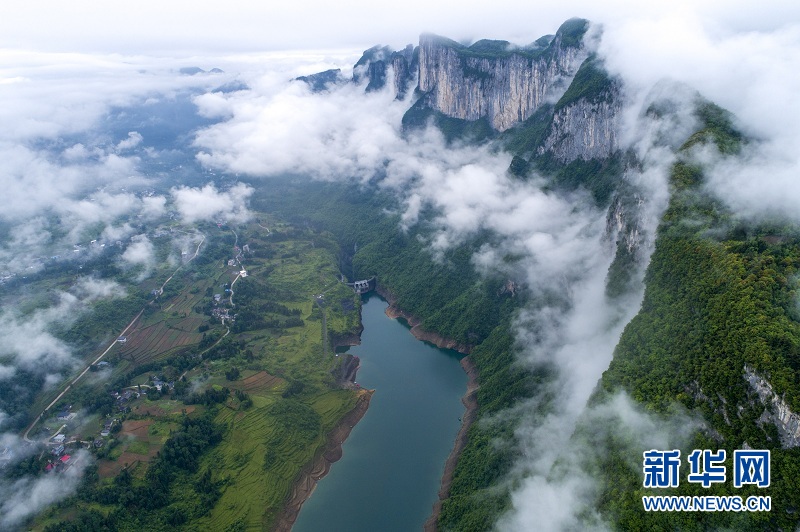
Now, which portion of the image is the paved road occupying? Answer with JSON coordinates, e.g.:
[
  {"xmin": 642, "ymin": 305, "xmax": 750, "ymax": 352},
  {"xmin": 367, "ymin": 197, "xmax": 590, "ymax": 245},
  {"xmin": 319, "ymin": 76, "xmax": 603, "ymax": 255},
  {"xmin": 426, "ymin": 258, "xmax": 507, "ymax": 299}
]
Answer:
[{"xmin": 22, "ymin": 234, "xmax": 205, "ymax": 443}]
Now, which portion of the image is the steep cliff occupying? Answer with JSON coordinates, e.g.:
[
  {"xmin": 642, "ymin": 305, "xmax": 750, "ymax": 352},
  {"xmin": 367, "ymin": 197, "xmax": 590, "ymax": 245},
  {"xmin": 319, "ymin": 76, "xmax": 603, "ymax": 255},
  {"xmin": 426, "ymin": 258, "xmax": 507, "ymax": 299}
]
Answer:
[
  {"xmin": 595, "ymin": 103, "xmax": 800, "ymax": 529},
  {"xmin": 353, "ymin": 44, "xmax": 417, "ymax": 98},
  {"xmin": 538, "ymin": 56, "xmax": 621, "ymax": 162},
  {"xmin": 410, "ymin": 18, "xmax": 588, "ymax": 132},
  {"xmin": 746, "ymin": 366, "xmax": 800, "ymax": 448}
]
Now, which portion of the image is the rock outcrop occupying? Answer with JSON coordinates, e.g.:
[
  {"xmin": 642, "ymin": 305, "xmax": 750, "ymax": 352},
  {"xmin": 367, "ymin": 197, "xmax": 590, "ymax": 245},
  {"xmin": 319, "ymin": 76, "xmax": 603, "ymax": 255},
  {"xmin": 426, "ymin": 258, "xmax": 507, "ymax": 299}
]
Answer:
[
  {"xmin": 295, "ymin": 69, "xmax": 344, "ymax": 92},
  {"xmin": 353, "ymin": 44, "xmax": 417, "ymax": 98},
  {"xmin": 413, "ymin": 19, "xmax": 589, "ymax": 132},
  {"xmin": 541, "ymin": 97, "xmax": 620, "ymax": 162},
  {"xmin": 745, "ymin": 366, "xmax": 800, "ymax": 448}
]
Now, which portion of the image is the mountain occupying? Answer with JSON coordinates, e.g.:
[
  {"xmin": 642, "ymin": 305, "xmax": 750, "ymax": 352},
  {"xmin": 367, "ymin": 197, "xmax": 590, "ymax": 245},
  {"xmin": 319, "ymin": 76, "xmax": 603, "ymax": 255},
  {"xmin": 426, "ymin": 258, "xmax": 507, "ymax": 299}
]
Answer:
[
  {"xmin": 295, "ymin": 18, "xmax": 800, "ymax": 531},
  {"xmin": 411, "ymin": 18, "xmax": 587, "ymax": 132}
]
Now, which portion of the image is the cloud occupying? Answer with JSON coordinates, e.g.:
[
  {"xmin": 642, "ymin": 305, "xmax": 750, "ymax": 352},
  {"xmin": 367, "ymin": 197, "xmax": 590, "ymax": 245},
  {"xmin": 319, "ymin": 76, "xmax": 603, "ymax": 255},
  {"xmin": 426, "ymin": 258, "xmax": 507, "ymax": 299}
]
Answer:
[
  {"xmin": 0, "ymin": 293, "xmax": 80, "ymax": 379},
  {"xmin": 115, "ymin": 131, "xmax": 143, "ymax": 152},
  {"xmin": 195, "ymin": 75, "xmax": 409, "ymax": 180},
  {"xmin": 0, "ymin": 0, "xmax": 797, "ymax": 55},
  {"xmin": 121, "ymin": 234, "xmax": 155, "ymax": 280},
  {"xmin": 0, "ymin": 449, "xmax": 93, "ymax": 528},
  {"xmin": 499, "ymin": 393, "xmax": 701, "ymax": 531},
  {"xmin": 170, "ymin": 182, "xmax": 253, "ymax": 224},
  {"xmin": 0, "ymin": 48, "xmax": 256, "ymax": 274},
  {"xmin": 596, "ymin": 16, "xmax": 800, "ymax": 225},
  {"xmin": 0, "ymin": 277, "xmax": 127, "ymax": 382},
  {"xmin": 72, "ymin": 277, "xmax": 126, "ymax": 301},
  {"xmin": 141, "ymin": 195, "xmax": 167, "ymax": 219}
]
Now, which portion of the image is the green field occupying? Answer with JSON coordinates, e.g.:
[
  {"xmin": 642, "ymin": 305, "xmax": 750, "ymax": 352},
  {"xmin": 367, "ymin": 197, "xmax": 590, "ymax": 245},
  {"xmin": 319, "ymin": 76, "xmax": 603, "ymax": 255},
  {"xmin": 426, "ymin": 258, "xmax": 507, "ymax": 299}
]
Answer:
[{"xmin": 33, "ymin": 217, "xmax": 365, "ymax": 531}]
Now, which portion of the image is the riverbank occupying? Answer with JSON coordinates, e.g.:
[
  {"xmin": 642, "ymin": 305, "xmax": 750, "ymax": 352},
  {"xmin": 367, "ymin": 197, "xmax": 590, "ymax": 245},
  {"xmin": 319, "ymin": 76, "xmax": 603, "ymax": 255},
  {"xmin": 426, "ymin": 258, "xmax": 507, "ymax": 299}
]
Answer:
[
  {"xmin": 273, "ymin": 389, "xmax": 374, "ymax": 532},
  {"xmin": 377, "ymin": 285, "xmax": 474, "ymax": 355},
  {"xmin": 377, "ymin": 284, "xmax": 480, "ymax": 530},
  {"xmin": 424, "ymin": 355, "xmax": 479, "ymax": 531}
]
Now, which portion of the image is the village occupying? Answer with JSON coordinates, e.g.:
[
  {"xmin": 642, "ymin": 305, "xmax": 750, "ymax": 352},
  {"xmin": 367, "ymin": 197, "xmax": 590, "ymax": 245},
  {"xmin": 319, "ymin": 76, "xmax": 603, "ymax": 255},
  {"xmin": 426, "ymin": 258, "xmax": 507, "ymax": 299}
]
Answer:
[
  {"xmin": 4, "ymin": 233, "xmax": 254, "ymax": 483},
  {"xmin": 4, "ymin": 369, "xmax": 183, "ymax": 478}
]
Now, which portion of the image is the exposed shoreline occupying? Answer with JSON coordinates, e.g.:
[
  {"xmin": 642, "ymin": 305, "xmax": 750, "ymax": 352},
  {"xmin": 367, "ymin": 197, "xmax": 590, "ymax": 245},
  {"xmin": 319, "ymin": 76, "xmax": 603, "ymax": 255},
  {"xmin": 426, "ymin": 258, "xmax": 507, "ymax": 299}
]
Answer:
[
  {"xmin": 276, "ymin": 286, "xmax": 480, "ymax": 531},
  {"xmin": 273, "ymin": 388, "xmax": 373, "ymax": 532},
  {"xmin": 378, "ymin": 285, "xmax": 474, "ymax": 355},
  {"xmin": 424, "ymin": 355, "xmax": 479, "ymax": 531},
  {"xmin": 377, "ymin": 285, "xmax": 480, "ymax": 531}
]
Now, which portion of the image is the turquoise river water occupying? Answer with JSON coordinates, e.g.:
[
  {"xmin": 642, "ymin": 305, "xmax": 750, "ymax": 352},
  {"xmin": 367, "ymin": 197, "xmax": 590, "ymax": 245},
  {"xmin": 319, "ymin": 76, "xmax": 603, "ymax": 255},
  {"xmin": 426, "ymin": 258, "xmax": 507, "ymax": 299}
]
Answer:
[{"xmin": 292, "ymin": 295, "xmax": 468, "ymax": 532}]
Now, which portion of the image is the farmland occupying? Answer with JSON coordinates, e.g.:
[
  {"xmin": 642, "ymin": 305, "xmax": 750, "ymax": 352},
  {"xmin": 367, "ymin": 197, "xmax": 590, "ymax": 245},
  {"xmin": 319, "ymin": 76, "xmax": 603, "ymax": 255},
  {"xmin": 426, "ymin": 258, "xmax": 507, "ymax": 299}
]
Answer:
[
  {"xmin": 116, "ymin": 316, "xmax": 204, "ymax": 365},
  {"xmin": 35, "ymin": 215, "xmax": 366, "ymax": 531}
]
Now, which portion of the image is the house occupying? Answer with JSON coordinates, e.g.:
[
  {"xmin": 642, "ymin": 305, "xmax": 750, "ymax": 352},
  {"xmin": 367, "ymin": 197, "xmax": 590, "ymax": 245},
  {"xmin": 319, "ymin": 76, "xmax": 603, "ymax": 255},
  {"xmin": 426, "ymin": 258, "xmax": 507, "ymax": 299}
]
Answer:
[
  {"xmin": 60, "ymin": 455, "xmax": 71, "ymax": 464},
  {"xmin": 117, "ymin": 336, "xmax": 127, "ymax": 343},
  {"xmin": 97, "ymin": 361, "xmax": 111, "ymax": 368},
  {"xmin": 100, "ymin": 429, "xmax": 110, "ymax": 437},
  {"xmin": 57, "ymin": 410, "xmax": 70, "ymax": 421},
  {"xmin": 52, "ymin": 444, "xmax": 64, "ymax": 455},
  {"xmin": 52, "ymin": 434, "xmax": 66, "ymax": 444},
  {"xmin": 239, "ymin": 270, "xmax": 247, "ymax": 278},
  {"xmin": 213, "ymin": 294, "xmax": 222, "ymax": 302}
]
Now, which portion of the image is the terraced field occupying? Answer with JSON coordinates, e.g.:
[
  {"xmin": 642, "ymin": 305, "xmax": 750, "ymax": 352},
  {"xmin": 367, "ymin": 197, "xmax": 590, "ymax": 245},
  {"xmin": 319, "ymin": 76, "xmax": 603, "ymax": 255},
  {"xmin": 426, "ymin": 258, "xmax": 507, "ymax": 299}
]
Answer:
[
  {"xmin": 117, "ymin": 319, "xmax": 204, "ymax": 363},
  {"xmin": 37, "ymin": 218, "xmax": 366, "ymax": 531},
  {"xmin": 195, "ymin": 390, "xmax": 359, "ymax": 530}
]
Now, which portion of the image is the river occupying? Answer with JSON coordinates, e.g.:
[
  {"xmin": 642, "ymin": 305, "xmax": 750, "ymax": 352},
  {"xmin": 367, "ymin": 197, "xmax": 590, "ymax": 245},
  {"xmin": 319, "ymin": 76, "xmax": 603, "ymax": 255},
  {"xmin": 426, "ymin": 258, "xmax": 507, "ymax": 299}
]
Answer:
[{"xmin": 292, "ymin": 294, "xmax": 468, "ymax": 532}]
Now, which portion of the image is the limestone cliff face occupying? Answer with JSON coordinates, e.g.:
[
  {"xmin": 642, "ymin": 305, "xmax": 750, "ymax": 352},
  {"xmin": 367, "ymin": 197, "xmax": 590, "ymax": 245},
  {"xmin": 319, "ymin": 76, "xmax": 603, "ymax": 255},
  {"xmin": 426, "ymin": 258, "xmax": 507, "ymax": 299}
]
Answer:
[
  {"xmin": 415, "ymin": 20, "xmax": 588, "ymax": 132},
  {"xmin": 745, "ymin": 366, "xmax": 800, "ymax": 448},
  {"xmin": 541, "ymin": 96, "xmax": 621, "ymax": 162},
  {"xmin": 353, "ymin": 44, "xmax": 417, "ymax": 99},
  {"xmin": 607, "ymin": 189, "xmax": 644, "ymax": 254}
]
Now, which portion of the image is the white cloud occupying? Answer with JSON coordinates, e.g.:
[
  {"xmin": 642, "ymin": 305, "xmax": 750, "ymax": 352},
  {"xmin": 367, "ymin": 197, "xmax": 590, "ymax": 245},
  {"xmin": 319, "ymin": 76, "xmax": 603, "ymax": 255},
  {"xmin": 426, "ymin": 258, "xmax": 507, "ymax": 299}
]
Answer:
[
  {"xmin": 597, "ymin": 17, "xmax": 800, "ymax": 225},
  {"xmin": 0, "ymin": 0, "xmax": 797, "ymax": 55},
  {"xmin": 72, "ymin": 277, "xmax": 126, "ymax": 301},
  {"xmin": 115, "ymin": 131, "xmax": 143, "ymax": 151},
  {"xmin": 0, "ymin": 449, "xmax": 93, "ymax": 528},
  {"xmin": 171, "ymin": 182, "xmax": 253, "ymax": 224},
  {"xmin": 141, "ymin": 195, "xmax": 168, "ymax": 219},
  {"xmin": 121, "ymin": 234, "xmax": 155, "ymax": 279},
  {"xmin": 0, "ymin": 275, "xmax": 124, "ymax": 382}
]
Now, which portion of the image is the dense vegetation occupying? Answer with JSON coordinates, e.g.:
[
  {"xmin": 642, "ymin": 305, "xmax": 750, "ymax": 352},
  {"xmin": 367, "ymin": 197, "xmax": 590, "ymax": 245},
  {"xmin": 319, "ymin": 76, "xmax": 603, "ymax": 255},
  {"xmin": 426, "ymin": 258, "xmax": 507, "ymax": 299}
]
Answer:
[
  {"xmin": 554, "ymin": 55, "xmax": 617, "ymax": 111},
  {"xmin": 253, "ymin": 180, "xmax": 540, "ymax": 531},
  {"xmin": 594, "ymin": 103, "xmax": 800, "ymax": 529},
  {"xmin": 28, "ymin": 217, "xmax": 365, "ymax": 531},
  {"xmin": 44, "ymin": 414, "xmax": 224, "ymax": 531}
]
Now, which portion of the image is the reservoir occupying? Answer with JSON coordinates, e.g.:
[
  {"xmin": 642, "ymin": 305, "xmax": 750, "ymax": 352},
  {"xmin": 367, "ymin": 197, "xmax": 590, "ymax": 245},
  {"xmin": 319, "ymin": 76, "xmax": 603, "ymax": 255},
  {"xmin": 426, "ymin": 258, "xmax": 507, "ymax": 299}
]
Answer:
[{"xmin": 293, "ymin": 295, "xmax": 468, "ymax": 532}]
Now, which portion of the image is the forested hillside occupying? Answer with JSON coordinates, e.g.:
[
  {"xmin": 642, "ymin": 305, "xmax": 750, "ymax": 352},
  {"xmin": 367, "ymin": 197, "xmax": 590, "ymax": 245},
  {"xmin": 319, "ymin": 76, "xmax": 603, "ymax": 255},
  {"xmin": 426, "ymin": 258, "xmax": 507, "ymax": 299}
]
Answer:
[
  {"xmin": 595, "ymin": 104, "xmax": 800, "ymax": 529},
  {"xmin": 253, "ymin": 181, "xmax": 537, "ymax": 530}
]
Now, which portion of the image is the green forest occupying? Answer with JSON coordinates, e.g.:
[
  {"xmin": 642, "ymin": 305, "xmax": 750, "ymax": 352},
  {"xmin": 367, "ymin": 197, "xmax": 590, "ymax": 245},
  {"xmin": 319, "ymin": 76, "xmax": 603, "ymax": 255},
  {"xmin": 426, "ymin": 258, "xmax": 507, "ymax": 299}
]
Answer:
[{"xmin": 594, "ymin": 104, "xmax": 800, "ymax": 529}]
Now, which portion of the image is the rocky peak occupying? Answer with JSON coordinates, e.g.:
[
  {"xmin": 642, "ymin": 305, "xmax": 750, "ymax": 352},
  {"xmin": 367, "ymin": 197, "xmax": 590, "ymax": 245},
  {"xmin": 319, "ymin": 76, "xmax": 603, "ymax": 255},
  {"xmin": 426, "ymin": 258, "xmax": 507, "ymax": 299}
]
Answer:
[
  {"xmin": 413, "ymin": 18, "xmax": 590, "ymax": 132},
  {"xmin": 538, "ymin": 56, "xmax": 622, "ymax": 163},
  {"xmin": 353, "ymin": 44, "xmax": 417, "ymax": 98}
]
